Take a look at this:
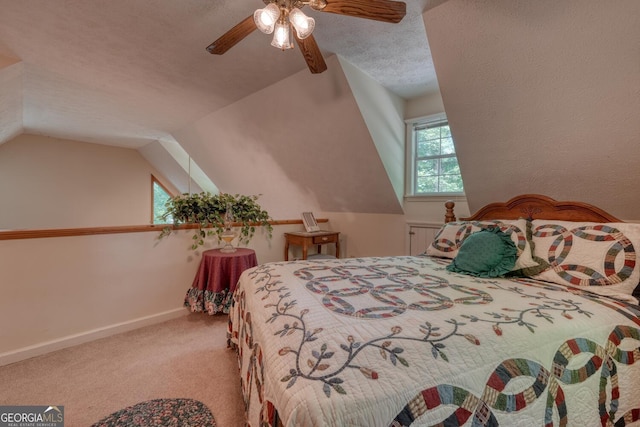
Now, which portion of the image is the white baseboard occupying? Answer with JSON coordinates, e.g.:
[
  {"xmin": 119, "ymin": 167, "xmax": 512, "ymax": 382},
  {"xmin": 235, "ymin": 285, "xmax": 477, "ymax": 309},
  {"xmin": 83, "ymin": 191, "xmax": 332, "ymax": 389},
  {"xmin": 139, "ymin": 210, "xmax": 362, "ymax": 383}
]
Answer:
[{"xmin": 0, "ymin": 308, "xmax": 189, "ymax": 367}]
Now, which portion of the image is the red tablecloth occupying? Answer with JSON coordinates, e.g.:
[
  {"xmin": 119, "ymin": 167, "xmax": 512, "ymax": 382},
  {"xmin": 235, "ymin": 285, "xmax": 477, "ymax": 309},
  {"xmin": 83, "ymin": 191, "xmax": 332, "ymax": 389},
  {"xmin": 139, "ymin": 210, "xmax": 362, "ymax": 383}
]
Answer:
[{"xmin": 185, "ymin": 248, "xmax": 258, "ymax": 315}]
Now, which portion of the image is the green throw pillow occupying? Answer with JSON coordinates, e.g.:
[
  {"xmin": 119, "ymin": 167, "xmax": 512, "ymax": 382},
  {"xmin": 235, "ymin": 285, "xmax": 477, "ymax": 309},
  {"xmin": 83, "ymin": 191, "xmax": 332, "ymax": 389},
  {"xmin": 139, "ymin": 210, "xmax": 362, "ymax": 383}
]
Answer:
[{"xmin": 446, "ymin": 227, "xmax": 517, "ymax": 277}]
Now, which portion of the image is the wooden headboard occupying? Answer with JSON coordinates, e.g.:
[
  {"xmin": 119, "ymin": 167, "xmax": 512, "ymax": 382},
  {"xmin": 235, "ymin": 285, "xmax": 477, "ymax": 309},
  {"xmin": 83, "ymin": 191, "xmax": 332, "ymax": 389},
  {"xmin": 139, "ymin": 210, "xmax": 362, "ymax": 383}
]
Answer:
[{"xmin": 445, "ymin": 194, "xmax": 622, "ymax": 223}]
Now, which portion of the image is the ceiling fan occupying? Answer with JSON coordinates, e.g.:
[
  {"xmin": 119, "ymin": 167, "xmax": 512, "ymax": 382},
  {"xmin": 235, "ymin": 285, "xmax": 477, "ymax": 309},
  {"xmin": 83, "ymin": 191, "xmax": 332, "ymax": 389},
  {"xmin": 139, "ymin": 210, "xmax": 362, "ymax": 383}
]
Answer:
[{"xmin": 206, "ymin": 0, "xmax": 407, "ymax": 74}]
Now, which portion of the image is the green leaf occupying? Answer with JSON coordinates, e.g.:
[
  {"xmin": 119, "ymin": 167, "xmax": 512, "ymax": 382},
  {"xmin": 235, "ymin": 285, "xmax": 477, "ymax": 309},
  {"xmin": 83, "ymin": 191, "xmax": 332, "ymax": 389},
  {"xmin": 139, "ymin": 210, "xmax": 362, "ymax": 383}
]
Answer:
[
  {"xmin": 332, "ymin": 384, "xmax": 347, "ymax": 395},
  {"xmin": 157, "ymin": 191, "xmax": 272, "ymax": 250}
]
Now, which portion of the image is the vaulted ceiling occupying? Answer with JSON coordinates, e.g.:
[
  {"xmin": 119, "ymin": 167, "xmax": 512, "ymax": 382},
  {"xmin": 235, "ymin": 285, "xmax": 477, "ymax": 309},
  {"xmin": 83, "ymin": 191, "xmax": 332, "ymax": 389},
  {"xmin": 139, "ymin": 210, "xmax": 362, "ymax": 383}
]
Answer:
[
  {"xmin": 0, "ymin": 0, "xmax": 444, "ymax": 217},
  {"xmin": 6, "ymin": 1, "xmax": 634, "ymax": 222},
  {"xmin": 0, "ymin": 0, "xmax": 442, "ymax": 147}
]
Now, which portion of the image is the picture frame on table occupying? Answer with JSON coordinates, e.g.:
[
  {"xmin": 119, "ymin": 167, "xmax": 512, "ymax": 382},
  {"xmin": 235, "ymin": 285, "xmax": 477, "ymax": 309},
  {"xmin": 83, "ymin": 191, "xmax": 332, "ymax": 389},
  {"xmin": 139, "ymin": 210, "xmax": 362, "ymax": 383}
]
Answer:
[{"xmin": 301, "ymin": 212, "xmax": 320, "ymax": 232}]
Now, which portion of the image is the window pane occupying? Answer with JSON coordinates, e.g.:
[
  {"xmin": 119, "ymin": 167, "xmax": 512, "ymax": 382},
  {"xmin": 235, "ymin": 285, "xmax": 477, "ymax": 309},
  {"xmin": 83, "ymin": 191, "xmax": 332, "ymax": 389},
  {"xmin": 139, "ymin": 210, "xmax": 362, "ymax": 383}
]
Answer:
[
  {"xmin": 439, "ymin": 174, "xmax": 464, "ymax": 192},
  {"xmin": 153, "ymin": 181, "xmax": 172, "ymax": 224},
  {"xmin": 410, "ymin": 119, "xmax": 464, "ymax": 195},
  {"xmin": 441, "ymin": 137, "xmax": 455, "ymax": 155},
  {"xmin": 417, "ymin": 138, "xmax": 441, "ymax": 157},
  {"xmin": 423, "ymin": 127, "xmax": 442, "ymax": 140},
  {"xmin": 440, "ymin": 156, "xmax": 460, "ymax": 175},
  {"xmin": 416, "ymin": 175, "xmax": 438, "ymax": 193},
  {"xmin": 416, "ymin": 159, "xmax": 438, "ymax": 177}
]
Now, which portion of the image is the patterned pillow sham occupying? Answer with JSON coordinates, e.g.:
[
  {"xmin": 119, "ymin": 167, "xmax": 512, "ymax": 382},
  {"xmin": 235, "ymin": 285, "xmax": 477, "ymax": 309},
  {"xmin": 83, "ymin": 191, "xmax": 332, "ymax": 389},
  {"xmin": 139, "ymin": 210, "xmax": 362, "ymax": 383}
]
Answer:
[
  {"xmin": 426, "ymin": 219, "xmax": 538, "ymax": 271},
  {"xmin": 528, "ymin": 220, "xmax": 640, "ymax": 300}
]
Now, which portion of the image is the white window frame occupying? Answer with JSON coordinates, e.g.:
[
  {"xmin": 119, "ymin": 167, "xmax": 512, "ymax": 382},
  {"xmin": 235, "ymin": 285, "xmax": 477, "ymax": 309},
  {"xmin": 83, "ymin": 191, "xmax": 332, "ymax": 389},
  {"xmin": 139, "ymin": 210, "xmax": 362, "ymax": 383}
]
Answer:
[{"xmin": 404, "ymin": 113, "xmax": 465, "ymax": 199}]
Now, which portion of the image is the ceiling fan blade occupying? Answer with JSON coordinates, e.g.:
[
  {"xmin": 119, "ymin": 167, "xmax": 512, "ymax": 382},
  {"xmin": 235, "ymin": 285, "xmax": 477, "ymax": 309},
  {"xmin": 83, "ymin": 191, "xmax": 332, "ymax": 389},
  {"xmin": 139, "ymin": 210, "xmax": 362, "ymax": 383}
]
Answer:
[
  {"xmin": 294, "ymin": 33, "xmax": 328, "ymax": 74},
  {"xmin": 206, "ymin": 15, "xmax": 257, "ymax": 55},
  {"xmin": 319, "ymin": 0, "xmax": 406, "ymax": 23}
]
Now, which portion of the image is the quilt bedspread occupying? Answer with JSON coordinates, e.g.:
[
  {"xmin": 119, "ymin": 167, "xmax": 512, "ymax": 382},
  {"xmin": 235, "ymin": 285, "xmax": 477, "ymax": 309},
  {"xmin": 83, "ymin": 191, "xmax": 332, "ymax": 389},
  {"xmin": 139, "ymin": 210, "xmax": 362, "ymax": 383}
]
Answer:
[{"xmin": 228, "ymin": 256, "xmax": 640, "ymax": 427}]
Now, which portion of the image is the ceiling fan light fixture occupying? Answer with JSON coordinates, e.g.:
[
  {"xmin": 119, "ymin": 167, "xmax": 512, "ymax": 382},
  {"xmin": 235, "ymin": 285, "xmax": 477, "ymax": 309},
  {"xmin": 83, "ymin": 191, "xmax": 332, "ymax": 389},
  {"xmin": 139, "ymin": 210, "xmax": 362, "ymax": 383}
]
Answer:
[
  {"xmin": 271, "ymin": 20, "xmax": 294, "ymax": 50},
  {"xmin": 307, "ymin": 0, "xmax": 327, "ymax": 10},
  {"xmin": 208, "ymin": 0, "xmax": 406, "ymax": 74},
  {"xmin": 289, "ymin": 7, "xmax": 315, "ymax": 39},
  {"xmin": 254, "ymin": 3, "xmax": 280, "ymax": 34}
]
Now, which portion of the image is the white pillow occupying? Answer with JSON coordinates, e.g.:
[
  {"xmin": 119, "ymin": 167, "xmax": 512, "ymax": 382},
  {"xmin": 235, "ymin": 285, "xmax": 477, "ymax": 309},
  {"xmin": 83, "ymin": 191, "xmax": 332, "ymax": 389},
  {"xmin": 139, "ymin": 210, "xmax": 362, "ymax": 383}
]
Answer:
[
  {"xmin": 426, "ymin": 219, "xmax": 538, "ymax": 271},
  {"xmin": 528, "ymin": 220, "xmax": 640, "ymax": 300}
]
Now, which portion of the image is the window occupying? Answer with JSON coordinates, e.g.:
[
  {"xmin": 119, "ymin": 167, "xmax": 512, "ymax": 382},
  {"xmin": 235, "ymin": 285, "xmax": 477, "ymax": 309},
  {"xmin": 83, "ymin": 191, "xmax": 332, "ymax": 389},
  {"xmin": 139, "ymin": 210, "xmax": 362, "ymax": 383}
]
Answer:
[
  {"xmin": 406, "ymin": 114, "xmax": 464, "ymax": 196},
  {"xmin": 152, "ymin": 175, "xmax": 173, "ymax": 224}
]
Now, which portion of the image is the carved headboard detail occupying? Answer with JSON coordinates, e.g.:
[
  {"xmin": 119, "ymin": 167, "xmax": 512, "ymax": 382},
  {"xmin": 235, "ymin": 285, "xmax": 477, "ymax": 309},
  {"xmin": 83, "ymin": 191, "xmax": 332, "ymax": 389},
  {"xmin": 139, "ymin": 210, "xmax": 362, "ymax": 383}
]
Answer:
[{"xmin": 446, "ymin": 194, "xmax": 622, "ymax": 223}]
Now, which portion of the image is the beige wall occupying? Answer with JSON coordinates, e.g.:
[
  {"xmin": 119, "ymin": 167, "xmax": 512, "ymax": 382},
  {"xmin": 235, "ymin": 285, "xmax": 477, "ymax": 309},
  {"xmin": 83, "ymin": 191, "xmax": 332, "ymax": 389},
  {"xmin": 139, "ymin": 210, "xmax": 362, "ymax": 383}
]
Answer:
[
  {"xmin": 423, "ymin": 0, "xmax": 640, "ymax": 219},
  {"xmin": 0, "ymin": 129, "xmax": 457, "ymax": 366},
  {"xmin": 0, "ymin": 221, "xmax": 310, "ymax": 366},
  {"xmin": 0, "ymin": 79, "xmax": 460, "ymax": 366},
  {"xmin": 0, "ymin": 231, "xmax": 197, "ymax": 365},
  {"xmin": 172, "ymin": 55, "xmax": 403, "ymax": 219},
  {"xmin": 0, "ymin": 134, "xmax": 177, "ymax": 229},
  {"xmin": 321, "ymin": 212, "xmax": 406, "ymax": 259}
]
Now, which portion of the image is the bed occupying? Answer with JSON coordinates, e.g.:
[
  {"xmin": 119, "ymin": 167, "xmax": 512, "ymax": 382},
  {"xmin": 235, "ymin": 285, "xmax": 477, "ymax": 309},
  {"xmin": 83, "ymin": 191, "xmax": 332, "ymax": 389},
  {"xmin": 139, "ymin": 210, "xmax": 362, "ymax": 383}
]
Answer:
[{"xmin": 228, "ymin": 194, "xmax": 640, "ymax": 426}]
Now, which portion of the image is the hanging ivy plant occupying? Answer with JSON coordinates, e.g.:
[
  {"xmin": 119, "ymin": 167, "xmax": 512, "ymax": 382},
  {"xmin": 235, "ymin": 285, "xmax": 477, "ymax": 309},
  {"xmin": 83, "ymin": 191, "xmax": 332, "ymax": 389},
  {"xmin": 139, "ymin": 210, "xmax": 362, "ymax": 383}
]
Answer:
[{"xmin": 159, "ymin": 192, "xmax": 272, "ymax": 249}]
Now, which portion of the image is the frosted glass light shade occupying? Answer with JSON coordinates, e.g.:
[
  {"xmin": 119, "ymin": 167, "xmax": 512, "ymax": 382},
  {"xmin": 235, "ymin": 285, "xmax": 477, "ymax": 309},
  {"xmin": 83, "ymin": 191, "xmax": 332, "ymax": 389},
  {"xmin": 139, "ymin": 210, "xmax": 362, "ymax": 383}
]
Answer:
[
  {"xmin": 254, "ymin": 3, "xmax": 280, "ymax": 34},
  {"xmin": 289, "ymin": 8, "xmax": 315, "ymax": 39},
  {"xmin": 271, "ymin": 21, "xmax": 293, "ymax": 50}
]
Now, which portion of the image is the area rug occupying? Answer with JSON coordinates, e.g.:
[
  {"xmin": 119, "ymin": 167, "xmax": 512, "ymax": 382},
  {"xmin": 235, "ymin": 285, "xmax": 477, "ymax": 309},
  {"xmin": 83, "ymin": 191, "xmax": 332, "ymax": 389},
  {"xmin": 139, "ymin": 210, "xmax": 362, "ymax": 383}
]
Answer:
[{"xmin": 91, "ymin": 398, "xmax": 216, "ymax": 427}]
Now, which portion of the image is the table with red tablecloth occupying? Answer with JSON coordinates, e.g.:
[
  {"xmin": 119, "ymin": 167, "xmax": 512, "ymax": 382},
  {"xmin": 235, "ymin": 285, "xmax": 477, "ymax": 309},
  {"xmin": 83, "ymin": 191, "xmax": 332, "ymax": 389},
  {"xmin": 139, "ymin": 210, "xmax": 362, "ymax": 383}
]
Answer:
[{"xmin": 185, "ymin": 248, "xmax": 258, "ymax": 314}]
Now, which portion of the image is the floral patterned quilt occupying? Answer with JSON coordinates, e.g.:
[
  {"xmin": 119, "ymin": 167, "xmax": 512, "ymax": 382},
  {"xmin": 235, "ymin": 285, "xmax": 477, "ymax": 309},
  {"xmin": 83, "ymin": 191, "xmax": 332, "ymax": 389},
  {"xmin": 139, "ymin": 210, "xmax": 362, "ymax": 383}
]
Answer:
[{"xmin": 227, "ymin": 255, "xmax": 640, "ymax": 427}]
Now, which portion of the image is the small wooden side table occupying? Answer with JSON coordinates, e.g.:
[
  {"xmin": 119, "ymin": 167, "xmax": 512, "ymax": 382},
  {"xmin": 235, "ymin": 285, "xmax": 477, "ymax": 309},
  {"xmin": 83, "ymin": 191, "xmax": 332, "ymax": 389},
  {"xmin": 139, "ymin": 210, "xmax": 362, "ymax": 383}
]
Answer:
[{"xmin": 284, "ymin": 231, "xmax": 340, "ymax": 260}]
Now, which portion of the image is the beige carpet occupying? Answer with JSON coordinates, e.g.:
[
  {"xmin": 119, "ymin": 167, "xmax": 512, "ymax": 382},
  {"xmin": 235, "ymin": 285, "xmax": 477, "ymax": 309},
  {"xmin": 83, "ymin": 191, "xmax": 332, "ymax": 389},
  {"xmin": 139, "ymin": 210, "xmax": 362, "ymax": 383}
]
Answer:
[{"xmin": 0, "ymin": 314, "xmax": 245, "ymax": 427}]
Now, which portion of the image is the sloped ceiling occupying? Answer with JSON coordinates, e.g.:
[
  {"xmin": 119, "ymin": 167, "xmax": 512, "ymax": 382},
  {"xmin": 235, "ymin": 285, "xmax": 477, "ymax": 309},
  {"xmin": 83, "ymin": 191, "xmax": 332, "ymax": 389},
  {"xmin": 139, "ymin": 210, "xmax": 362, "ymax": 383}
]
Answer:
[
  {"xmin": 173, "ymin": 55, "xmax": 404, "ymax": 219},
  {"xmin": 0, "ymin": 0, "xmax": 436, "ymax": 147},
  {"xmin": 0, "ymin": 56, "xmax": 21, "ymax": 144},
  {"xmin": 0, "ymin": 0, "xmax": 438, "ymax": 217},
  {"xmin": 424, "ymin": 0, "xmax": 640, "ymax": 220}
]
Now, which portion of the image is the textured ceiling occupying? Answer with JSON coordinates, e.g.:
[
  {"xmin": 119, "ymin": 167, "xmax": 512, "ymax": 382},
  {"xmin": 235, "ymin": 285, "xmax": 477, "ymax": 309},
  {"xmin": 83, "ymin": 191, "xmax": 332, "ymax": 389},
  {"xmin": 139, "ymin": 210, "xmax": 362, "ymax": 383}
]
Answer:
[{"xmin": 0, "ymin": 0, "xmax": 438, "ymax": 149}]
